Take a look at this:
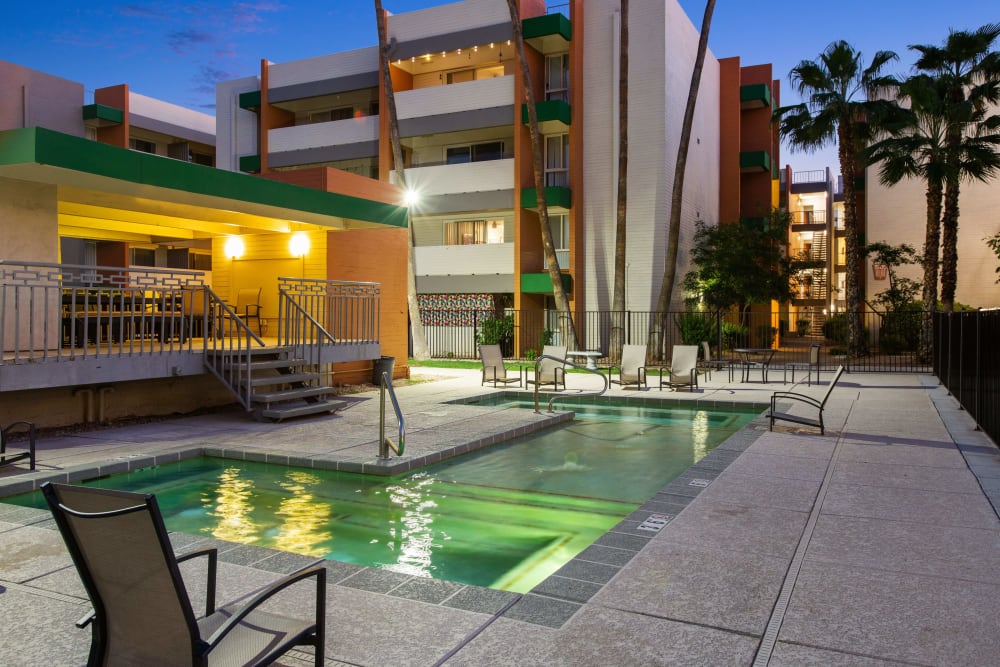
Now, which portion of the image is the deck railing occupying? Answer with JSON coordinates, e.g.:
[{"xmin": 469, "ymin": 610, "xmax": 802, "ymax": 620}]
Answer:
[
  {"xmin": 934, "ymin": 309, "xmax": 1000, "ymax": 446},
  {"xmin": 277, "ymin": 277, "xmax": 380, "ymax": 349}
]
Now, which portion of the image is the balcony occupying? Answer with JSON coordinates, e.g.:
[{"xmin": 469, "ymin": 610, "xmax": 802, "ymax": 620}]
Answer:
[
  {"xmin": 521, "ymin": 99, "xmax": 571, "ymax": 134},
  {"xmin": 415, "ymin": 243, "xmax": 514, "ymax": 281},
  {"xmin": 403, "ymin": 158, "xmax": 514, "ymax": 197},
  {"xmin": 739, "ymin": 83, "xmax": 771, "ymax": 110},
  {"xmin": 396, "ymin": 77, "xmax": 514, "ymax": 135},
  {"xmin": 268, "ymin": 115, "xmax": 379, "ymax": 165},
  {"xmin": 790, "ymin": 210, "xmax": 827, "ymax": 228},
  {"xmin": 521, "ymin": 186, "xmax": 571, "ymax": 212},
  {"xmin": 523, "ymin": 13, "xmax": 572, "ymax": 54},
  {"xmin": 739, "ymin": 150, "xmax": 771, "ymax": 173}
]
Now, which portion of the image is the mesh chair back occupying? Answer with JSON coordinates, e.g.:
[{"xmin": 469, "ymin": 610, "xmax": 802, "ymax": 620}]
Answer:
[
  {"xmin": 671, "ymin": 345, "xmax": 698, "ymax": 375},
  {"xmin": 43, "ymin": 483, "xmax": 198, "ymax": 666},
  {"xmin": 479, "ymin": 344, "xmax": 509, "ymax": 381},
  {"xmin": 619, "ymin": 344, "xmax": 647, "ymax": 383},
  {"xmin": 538, "ymin": 345, "xmax": 567, "ymax": 378}
]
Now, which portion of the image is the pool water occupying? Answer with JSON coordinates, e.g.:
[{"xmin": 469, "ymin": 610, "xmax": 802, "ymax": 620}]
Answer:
[{"xmin": 10, "ymin": 402, "xmax": 755, "ymax": 592}]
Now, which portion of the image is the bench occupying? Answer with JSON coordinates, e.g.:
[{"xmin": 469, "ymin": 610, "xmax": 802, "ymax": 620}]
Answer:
[{"xmin": 767, "ymin": 365, "xmax": 845, "ymax": 435}]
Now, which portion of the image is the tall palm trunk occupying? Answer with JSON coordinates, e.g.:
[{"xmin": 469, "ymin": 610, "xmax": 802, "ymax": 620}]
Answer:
[
  {"xmin": 375, "ymin": 0, "xmax": 429, "ymax": 360},
  {"xmin": 652, "ymin": 0, "xmax": 715, "ymax": 360},
  {"xmin": 939, "ymin": 176, "xmax": 960, "ymax": 312},
  {"xmin": 837, "ymin": 121, "xmax": 866, "ymax": 357},
  {"xmin": 505, "ymin": 0, "xmax": 578, "ymax": 351},
  {"xmin": 610, "ymin": 0, "xmax": 629, "ymax": 362},
  {"xmin": 920, "ymin": 181, "xmax": 943, "ymax": 360}
]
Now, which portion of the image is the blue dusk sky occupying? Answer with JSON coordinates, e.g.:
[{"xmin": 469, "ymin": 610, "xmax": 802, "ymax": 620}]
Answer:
[{"xmin": 4, "ymin": 0, "xmax": 997, "ymax": 173}]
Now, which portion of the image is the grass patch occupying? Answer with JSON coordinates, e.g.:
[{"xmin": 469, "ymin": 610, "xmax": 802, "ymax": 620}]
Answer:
[{"xmin": 408, "ymin": 358, "xmax": 481, "ymax": 369}]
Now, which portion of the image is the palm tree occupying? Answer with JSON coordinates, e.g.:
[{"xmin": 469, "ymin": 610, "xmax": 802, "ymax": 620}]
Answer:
[
  {"xmin": 374, "ymin": 0, "xmax": 430, "ymax": 360},
  {"xmin": 609, "ymin": 0, "xmax": 629, "ymax": 362},
  {"xmin": 652, "ymin": 0, "xmax": 715, "ymax": 361},
  {"xmin": 865, "ymin": 75, "xmax": 949, "ymax": 362},
  {"xmin": 775, "ymin": 40, "xmax": 898, "ymax": 357},
  {"xmin": 505, "ymin": 0, "xmax": 579, "ymax": 351},
  {"xmin": 910, "ymin": 24, "xmax": 1000, "ymax": 312}
]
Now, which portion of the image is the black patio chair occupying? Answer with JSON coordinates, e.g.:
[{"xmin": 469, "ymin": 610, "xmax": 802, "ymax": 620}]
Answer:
[
  {"xmin": 42, "ymin": 482, "xmax": 326, "ymax": 667},
  {"xmin": 767, "ymin": 365, "xmax": 845, "ymax": 435},
  {"xmin": 1, "ymin": 420, "xmax": 36, "ymax": 470}
]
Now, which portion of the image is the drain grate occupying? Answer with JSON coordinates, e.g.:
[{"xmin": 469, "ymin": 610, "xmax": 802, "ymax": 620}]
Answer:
[
  {"xmin": 688, "ymin": 478, "xmax": 712, "ymax": 488},
  {"xmin": 637, "ymin": 513, "xmax": 673, "ymax": 532}
]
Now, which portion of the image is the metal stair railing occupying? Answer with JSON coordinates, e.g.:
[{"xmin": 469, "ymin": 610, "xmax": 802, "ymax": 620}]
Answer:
[
  {"xmin": 202, "ymin": 287, "xmax": 266, "ymax": 410},
  {"xmin": 532, "ymin": 355, "xmax": 609, "ymax": 414},
  {"xmin": 378, "ymin": 371, "xmax": 405, "ymax": 461}
]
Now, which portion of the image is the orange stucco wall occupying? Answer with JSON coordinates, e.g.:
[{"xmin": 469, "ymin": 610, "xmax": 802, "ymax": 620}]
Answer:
[
  {"xmin": 739, "ymin": 64, "xmax": 778, "ymax": 217},
  {"xmin": 94, "ymin": 84, "xmax": 130, "ymax": 148},
  {"xmin": 260, "ymin": 166, "xmax": 403, "ymax": 207},
  {"xmin": 327, "ymin": 227, "xmax": 410, "ymax": 384},
  {"xmin": 718, "ymin": 57, "xmax": 742, "ymax": 224},
  {"xmin": 258, "ymin": 60, "xmax": 295, "ymax": 174}
]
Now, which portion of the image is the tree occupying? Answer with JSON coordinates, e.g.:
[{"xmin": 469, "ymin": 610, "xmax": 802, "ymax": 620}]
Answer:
[
  {"xmin": 775, "ymin": 40, "xmax": 899, "ymax": 358},
  {"xmin": 375, "ymin": 0, "xmax": 430, "ymax": 360},
  {"xmin": 652, "ymin": 0, "xmax": 715, "ymax": 361},
  {"xmin": 505, "ymin": 0, "xmax": 578, "ymax": 351},
  {"xmin": 864, "ymin": 242, "xmax": 922, "ymax": 354},
  {"xmin": 609, "ymin": 0, "xmax": 629, "ymax": 362},
  {"xmin": 682, "ymin": 209, "xmax": 797, "ymax": 316},
  {"xmin": 986, "ymin": 232, "xmax": 1000, "ymax": 282},
  {"xmin": 911, "ymin": 24, "xmax": 1000, "ymax": 312}
]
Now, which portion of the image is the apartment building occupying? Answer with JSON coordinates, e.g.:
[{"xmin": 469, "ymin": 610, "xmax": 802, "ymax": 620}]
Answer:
[{"xmin": 216, "ymin": 0, "xmax": 781, "ymax": 353}]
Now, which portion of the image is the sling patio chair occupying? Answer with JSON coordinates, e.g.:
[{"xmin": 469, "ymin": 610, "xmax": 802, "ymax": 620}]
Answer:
[
  {"xmin": 1, "ymin": 420, "xmax": 36, "ymax": 470},
  {"xmin": 768, "ymin": 365, "xmax": 845, "ymax": 435},
  {"xmin": 783, "ymin": 343, "xmax": 822, "ymax": 386},
  {"xmin": 609, "ymin": 344, "xmax": 649, "ymax": 390},
  {"xmin": 527, "ymin": 345, "xmax": 568, "ymax": 391},
  {"xmin": 235, "ymin": 287, "xmax": 263, "ymax": 335},
  {"xmin": 479, "ymin": 344, "xmax": 523, "ymax": 388},
  {"xmin": 42, "ymin": 482, "xmax": 326, "ymax": 667},
  {"xmin": 660, "ymin": 344, "xmax": 699, "ymax": 391},
  {"xmin": 699, "ymin": 341, "xmax": 734, "ymax": 382}
]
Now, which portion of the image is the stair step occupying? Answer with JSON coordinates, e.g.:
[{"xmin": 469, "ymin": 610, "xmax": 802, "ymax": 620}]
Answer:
[
  {"xmin": 251, "ymin": 386, "xmax": 332, "ymax": 405},
  {"xmin": 247, "ymin": 358, "xmax": 308, "ymax": 371},
  {"xmin": 257, "ymin": 399, "xmax": 347, "ymax": 423},
  {"xmin": 250, "ymin": 372, "xmax": 318, "ymax": 387}
]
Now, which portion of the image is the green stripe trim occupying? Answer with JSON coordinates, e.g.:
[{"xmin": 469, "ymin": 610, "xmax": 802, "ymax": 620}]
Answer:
[
  {"xmin": 521, "ymin": 99, "xmax": 571, "ymax": 126},
  {"xmin": 522, "ymin": 14, "xmax": 572, "ymax": 42},
  {"xmin": 521, "ymin": 272, "xmax": 572, "ymax": 294},
  {"xmin": 0, "ymin": 127, "xmax": 407, "ymax": 228},
  {"xmin": 81, "ymin": 104, "xmax": 124, "ymax": 124},
  {"xmin": 521, "ymin": 186, "xmax": 571, "ymax": 209},
  {"xmin": 239, "ymin": 90, "xmax": 261, "ymax": 110},
  {"xmin": 739, "ymin": 83, "xmax": 771, "ymax": 108},
  {"xmin": 739, "ymin": 150, "xmax": 771, "ymax": 172},
  {"xmin": 239, "ymin": 154, "xmax": 261, "ymax": 173}
]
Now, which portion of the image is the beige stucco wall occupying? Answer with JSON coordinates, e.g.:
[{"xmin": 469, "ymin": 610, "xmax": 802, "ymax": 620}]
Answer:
[{"xmin": 866, "ymin": 171, "xmax": 1000, "ymax": 308}]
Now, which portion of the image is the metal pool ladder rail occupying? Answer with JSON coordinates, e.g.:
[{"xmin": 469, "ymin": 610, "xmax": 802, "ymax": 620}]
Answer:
[
  {"xmin": 533, "ymin": 354, "xmax": 609, "ymax": 413},
  {"xmin": 378, "ymin": 371, "xmax": 405, "ymax": 461}
]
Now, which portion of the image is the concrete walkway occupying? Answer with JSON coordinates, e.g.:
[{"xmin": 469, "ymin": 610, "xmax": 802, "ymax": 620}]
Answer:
[{"xmin": 1, "ymin": 366, "xmax": 998, "ymax": 665}]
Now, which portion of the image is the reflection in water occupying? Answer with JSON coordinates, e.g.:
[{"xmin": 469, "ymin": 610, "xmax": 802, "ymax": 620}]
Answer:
[
  {"xmin": 692, "ymin": 410, "xmax": 710, "ymax": 460},
  {"xmin": 384, "ymin": 473, "xmax": 439, "ymax": 577},
  {"xmin": 204, "ymin": 467, "xmax": 258, "ymax": 543},
  {"xmin": 274, "ymin": 471, "xmax": 332, "ymax": 557}
]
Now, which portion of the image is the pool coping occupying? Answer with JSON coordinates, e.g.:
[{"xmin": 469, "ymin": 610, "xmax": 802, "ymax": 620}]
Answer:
[{"xmin": 0, "ymin": 391, "xmax": 773, "ymax": 629}]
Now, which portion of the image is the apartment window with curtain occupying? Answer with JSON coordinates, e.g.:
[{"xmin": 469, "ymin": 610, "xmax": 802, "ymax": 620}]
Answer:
[
  {"xmin": 444, "ymin": 219, "xmax": 505, "ymax": 245},
  {"xmin": 545, "ymin": 134, "xmax": 569, "ymax": 187},
  {"xmin": 445, "ymin": 141, "xmax": 505, "ymax": 165},
  {"xmin": 545, "ymin": 53, "xmax": 569, "ymax": 102}
]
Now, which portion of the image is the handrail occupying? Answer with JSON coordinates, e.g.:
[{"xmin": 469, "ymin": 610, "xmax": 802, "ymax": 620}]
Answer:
[
  {"xmin": 532, "ymin": 354, "xmax": 609, "ymax": 414},
  {"xmin": 378, "ymin": 372, "xmax": 405, "ymax": 460},
  {"xmin": 201, "ymin": 288, "xmax": 266, "ymax": 410}
]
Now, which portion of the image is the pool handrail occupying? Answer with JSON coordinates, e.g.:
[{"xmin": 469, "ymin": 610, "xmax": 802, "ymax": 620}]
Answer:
[
  {"xmin": 378, "ymin": 371, "xmax": 405, "ymax": 460},
  {"xmin": 533, "ymin": 354, "xmax": 609, "ymax": 413}
]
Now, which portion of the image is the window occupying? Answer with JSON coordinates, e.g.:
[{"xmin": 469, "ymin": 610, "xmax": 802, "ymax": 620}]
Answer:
[
  {"xmin": 446, "ymin": 69, "xmax": 475, "ymax": 84},
  {"xmin": 836, "ymin": 238, "xmax": 846, "ymax": 265},
  {"xmin": 129, "ymin": 138, "xmax": 156, "ymax": 154},
  {"xmin": 549, "ymin": 214, "xmax": 570, "ymax": 250},
  {"xmin": 309, "ymin": 107, "xmax": 354, "ymax": 123},
  {"xmin": 545, "ymin": 134, "xmax": 569, "ymax": 187},
  {"xmin": 444, "ymin": 219, "xmax": 505, "ymax": 245},
  {"xmin": 445, "ymin": 141, "xmax": 505, "ymax": 165},
  {"xmin": 545, "ymin": 54, "xmax": 570, "ymax": 102},
  {"xmin": 130, "ymin": 248, "xmax": 156, "ymax": 267}
]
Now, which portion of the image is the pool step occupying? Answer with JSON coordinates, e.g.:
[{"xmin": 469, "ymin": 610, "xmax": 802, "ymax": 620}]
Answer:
[{"xmin": 206, "ymin": 346, "xmax": 340, "ymax": 423}]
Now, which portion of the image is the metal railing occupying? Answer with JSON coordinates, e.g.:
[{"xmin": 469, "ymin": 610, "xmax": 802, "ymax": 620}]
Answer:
[
  {"xmin": 277, "ymin": 277, "xmax": 380, "ymax": 348},
  {"xmin": 200, "ymin": 289, "xmax": 265, "ymax": 410},
  {"xmin": 533, "ymin": 355, "xmax": 609, "ymax": 413},
  {"xmin": 934, "ymin": 309, "xmax": 1000, "ymax": 446},
  {"xmin": 791, "ymin": 170, "xmax": 828, "ymax": 184},
  {"xmin": 378, "ymin": 371, "xmax": 405, "ymax": 461}
]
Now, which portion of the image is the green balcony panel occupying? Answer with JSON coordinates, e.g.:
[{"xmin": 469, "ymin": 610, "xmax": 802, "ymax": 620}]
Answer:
[
  {"xmin": 521, "ymin": 99, "xmax": 571, "ymax": 127},
  {"xmin": 239, "ymin": 90, "xmax": 261, "ymax": 111},
  {"xmin": 522, "ymin": 186, "xmax": 571, "ymax": 210},
  {"xmin": 522, "ymin": 13, "xmax": 572, "ymax": 42},
  {"xmin": 521, "ymin": 272, "xmax": 572, "ymax": 294},
  {"xmin": 81, "ymin": 104, "xmax": 124, "ymax": 126},
  {"xmin": 739, "ymin": 150, "xmax": 771, "ymax": 173},
  {"xmin": 739, "ymin": 83, "xmax": 771, "ymax": 109},
  {"xmin": 239, "ymin": 154, "xmax": 261, "ymax": 173}
]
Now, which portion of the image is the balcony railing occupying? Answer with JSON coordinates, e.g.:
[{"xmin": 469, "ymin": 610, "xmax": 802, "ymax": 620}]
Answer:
[
  {"xmin": 792, "ymin": 170, "xmax": 827, "ymax": 184},
  {"xmin": 791, "ymin": 211, "xmax": 827, "ymax": 225}
]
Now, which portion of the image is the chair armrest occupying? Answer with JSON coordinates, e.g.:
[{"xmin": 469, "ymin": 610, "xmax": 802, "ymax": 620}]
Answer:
[
  {"xmin": 770, "ymin": 391, "xmax": 822, "ymax": 410},
  {"xmin": 203, "ymin": 565, "xmax": 327, "ymax": 648},
  {"xmin": 76, "ymin": 609, "xmax": 96, "ymax": 629},
  {"xmin": 177, "ymin": 547, "xmax": 218, "ymax": 616}
]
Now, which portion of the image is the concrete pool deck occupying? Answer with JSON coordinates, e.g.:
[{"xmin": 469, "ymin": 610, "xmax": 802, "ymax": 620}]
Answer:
[{"xmin": 1, "ymin": 366, "xmax": 998, "ymax": 665}]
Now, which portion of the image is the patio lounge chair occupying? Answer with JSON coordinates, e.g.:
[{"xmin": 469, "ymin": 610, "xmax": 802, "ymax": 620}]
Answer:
[
  {"xmin": 42, "ymin": 482, "xmax": 326, "ymax": 667},
  {"xmin": 236, "ymin": 287, "xmax": 263, "ymax": 335},
  {"xmin": 660, "ymin": 345, "xmax": 699, "ymax": 391},
  {"xmin": 768, "ymin": 365, "xmax": 845, "ymax": 435},
  {"xmin": 479, "ymin": 344, "xmax": 522, "ymax": 388},
  {"xmin": 609, "ymin": 344, "xmax": 649, "ymax": 389},
  {"xmin": 527, "ymin": 345, "xmax": 567, "ymax": 391},
  {"xmin": 699, "ymin": 341, "xmax": 734, "ymax": 382},
  {"xmin": 1, "ymin": 420, "xmax": 36, "ymax": 470},
  {"xmin": 783, "ymin": 343, "xmax": 822, "ymax": 385}
]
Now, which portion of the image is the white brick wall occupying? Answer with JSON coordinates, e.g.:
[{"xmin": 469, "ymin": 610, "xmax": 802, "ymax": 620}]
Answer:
[
  {"xmin": 268, "ymin": 47, "xmax": 378, "ymax": 89},
  {"xmin": 269, "ymin": 115, "xmax": 379, "ymax": 153},
  {"xmin": 128, "ymin": 92, "xmax": 214, "ymax": 136},
  {"xmin": 215, "ymin": 77, "xmax": 260, "ymax": 171},
  {"xmin": 388, "ymin": 0, "xmax": 510, "ymax": 43}
]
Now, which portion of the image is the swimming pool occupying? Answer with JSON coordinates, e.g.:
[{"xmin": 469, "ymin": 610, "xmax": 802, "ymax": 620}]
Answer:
[{"xmin": 9, "ymin": 401, "xmax": 756, "ymax": 593}]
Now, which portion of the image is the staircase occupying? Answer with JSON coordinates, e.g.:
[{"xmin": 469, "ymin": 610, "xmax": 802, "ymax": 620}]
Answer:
[{"xmin": 207, "ymin": 346, "xmax": 346, "ymax": 422}]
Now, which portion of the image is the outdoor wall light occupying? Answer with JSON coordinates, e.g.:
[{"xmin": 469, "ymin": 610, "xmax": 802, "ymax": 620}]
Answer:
[
  {"xmin": 403, "ymin": 188, "xmax": 420, "ymax": 207},
  {"xmin": 224, "ymin": 236, "xmax": 245, "ymax": 260},
  {"xmin": 289, "ymin": 232, "xmax": 310, "ymax": 258}
]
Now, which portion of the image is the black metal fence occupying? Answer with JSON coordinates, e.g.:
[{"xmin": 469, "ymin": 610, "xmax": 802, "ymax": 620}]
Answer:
[
  {"xmin": 418, "ymin": 307, "xmax": 930, "ymax": 372},
  {"xmin": 934, "ymin": 310, "xmax": 1000, "ymax": 447}
]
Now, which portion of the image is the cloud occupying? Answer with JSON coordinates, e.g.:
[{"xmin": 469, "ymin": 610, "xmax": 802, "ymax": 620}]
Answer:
[{"xmin": 167, "ymin": 29, "xmax": 215, "ymax": 54}]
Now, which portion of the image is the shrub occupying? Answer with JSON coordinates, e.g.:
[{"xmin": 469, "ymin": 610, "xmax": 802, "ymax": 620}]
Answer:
[
  {"xmin": 476, "ymin": 314, "xmax": 514, "ymax": 355},
  {"xmin": 720, "ymin": 322, "xmax": 748, "ymax": 350},
  {"xmin": 675, "ymin": 312, "xmax": 716, "ymax": 346},
  {"xmin": 755, "ymin": 324, "xmax": 776, "ymax": 347}
]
